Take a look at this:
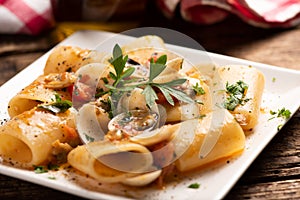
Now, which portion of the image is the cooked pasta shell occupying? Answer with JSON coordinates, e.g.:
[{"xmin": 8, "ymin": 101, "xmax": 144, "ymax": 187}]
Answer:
[
  {"xmin": 68, "ymin": 141, "xmax": 154, "ymax": 183},
  {"xmin": 116, "ymin": 88, "xmax": 148, "ymax": 113},
  {"xmin": 76, "ymin": 103, "xmax": 110, "ymax": 143}
]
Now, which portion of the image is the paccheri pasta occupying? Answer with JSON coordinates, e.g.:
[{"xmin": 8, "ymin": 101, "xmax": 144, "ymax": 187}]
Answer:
[{"xmin": 0, "ymin": 35, "xmax": 264, "ymax": 187}]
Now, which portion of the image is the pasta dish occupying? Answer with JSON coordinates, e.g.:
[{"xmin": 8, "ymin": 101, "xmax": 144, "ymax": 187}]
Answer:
[{"xmin": 0, "ymin": 35, "xmax": 265, "ymax": 190}]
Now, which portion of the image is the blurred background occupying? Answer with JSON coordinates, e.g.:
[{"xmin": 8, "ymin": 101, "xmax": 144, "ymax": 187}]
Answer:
[{"xmin": 0, "ymin": 0, "xmax": 299, "ymax": 86}]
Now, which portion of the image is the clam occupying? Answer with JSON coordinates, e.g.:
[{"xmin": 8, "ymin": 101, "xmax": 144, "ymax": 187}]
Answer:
[
  {"xmin": 76, "ymin": 103, "xmax": 110, "ymax": 143},
  {"xmin": 108, "ymin": 110, "xmax": 159, "ymax": 137},
  {"xmin": 116, "ymin": 88, "xmax": 148, "ymax": 113}
]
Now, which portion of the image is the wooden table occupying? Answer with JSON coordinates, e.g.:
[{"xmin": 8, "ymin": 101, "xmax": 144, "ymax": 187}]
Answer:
[{"xmin": 0, "ymin": 2, "xmax": 299, "ymax": 199}]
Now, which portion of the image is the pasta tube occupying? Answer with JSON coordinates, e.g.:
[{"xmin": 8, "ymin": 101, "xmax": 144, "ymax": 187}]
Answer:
[
  {"xmin": 8, "ymin": 73, "xmax": 72, "ymax": 118},
  {"xmin": 0, "ymin": 108, "xmax": 76, "ymax": 168},
  {"xmin": 44, "ymin": 45, "xmax": 108, "ymax": 74},
  {"xmin": 175, "ymin": 110, "xmax": 245, "ymax": 172},
  {"xmin": 217, "ymin": 65, "xmax": 265, "ymax": 131},
  {"xmin": 68, "ymin": 140, "xmax": 154, "ymax": 183}
]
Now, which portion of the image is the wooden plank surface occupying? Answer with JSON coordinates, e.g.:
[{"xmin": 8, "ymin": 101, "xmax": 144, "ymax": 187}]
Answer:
[{"xmin": 0, "ymin": 1, "xmax": 299, "ymax": 199}]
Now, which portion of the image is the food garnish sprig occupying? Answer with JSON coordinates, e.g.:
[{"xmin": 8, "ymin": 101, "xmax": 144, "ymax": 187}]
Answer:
[{"xmin": 105, "ymin": 44, "xmax": 194, "ymax": 109}]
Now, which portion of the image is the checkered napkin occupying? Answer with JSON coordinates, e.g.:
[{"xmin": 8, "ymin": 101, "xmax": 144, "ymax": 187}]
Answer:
[
  {"xmin": 0, "ymin": 0, "xmax": 54, "ymax": 35},
  {"xmin": 157, "ymin": 0, "xmax": 300, "ymax": 28}
]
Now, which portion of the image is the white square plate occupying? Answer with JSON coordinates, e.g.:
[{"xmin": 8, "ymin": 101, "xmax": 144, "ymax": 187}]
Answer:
[{"xmin": 0, "ymin": 30, "xmax": 300, "ymax": 200}]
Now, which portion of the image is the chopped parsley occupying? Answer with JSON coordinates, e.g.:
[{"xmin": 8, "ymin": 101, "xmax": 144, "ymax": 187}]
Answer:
[
  {"xmin": 193, "ymin": 82, "xmax": 206, "ymax": 95},
  {"xmin": 223, "ymin": 80, "xmax": 250, "ymax": 111},
  {"xmin": 38, "ymin": 94, "xmax": 72, "ymax": 114},
  {"xmin": 269, "ymin": 107, "xmax": 291, "ymax": 120},
  {"xmin": 85, "ymin": 134, "xmax": 95, "ymax": 142},
  {"xmin": 34, "ymin": 165, "xmax": 48, "ymax": 174},
  {"xmin": 269, "ymin": 107, "xmax": 291, "ymax": 130},
  {"xmin": 188, "ymin": 183, "xmax": 200, "ymax": 189},
  {"xmin": 34, "ymin": 164, "xmax": 59, "ymax": 174}
]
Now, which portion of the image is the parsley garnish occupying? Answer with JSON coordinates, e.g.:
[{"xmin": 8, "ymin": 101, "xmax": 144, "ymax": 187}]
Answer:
[
  {"xmin": 193, "ymin": 82, "xmax": 205, "ymax": 95},
  {"xmin": 38, "ymin": 94, "xmax": 72, "ymax": 114},
  {"xmin": 269, "ymin": 107, "xmax": 291, "ymax": 120},
  {"xmin": 188, "ymin": 183, "xmax": 200, "ymax": 189},
  {"xmin": 34, "ymin": 164, "xmax": 59, "ymax": 175},
  {"xmin": 85, "ymin": 134, "xmax": 95, "ymax": 142},
  {"xmin": 34, "ymin": 165, "xmax": 48, "ymax": 174},
  {"xmin": 223, "ymin": 80, "xmax": 250, "ymax": 111},
  {"xmin": 108, "ymin": 44, "xmax": 134, "ymax": 87},
  {"xmin": 105, "ymin": 44, "xmax": 194, "ymax": 108}
]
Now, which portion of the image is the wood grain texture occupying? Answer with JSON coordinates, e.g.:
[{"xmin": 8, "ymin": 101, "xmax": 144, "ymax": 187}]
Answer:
[{"xmin": 0, "ymin": 1, "xmax": 299, "ymax": 199}]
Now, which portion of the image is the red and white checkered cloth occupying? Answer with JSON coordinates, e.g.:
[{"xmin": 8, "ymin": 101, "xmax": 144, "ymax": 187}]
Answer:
[
  {"xmin": 157, "ymin": 0, "xmax": 300, "ymax": 28},
  {"xmin": 0, "ymin": 0, "xmax": 54, "ymax": 35}
]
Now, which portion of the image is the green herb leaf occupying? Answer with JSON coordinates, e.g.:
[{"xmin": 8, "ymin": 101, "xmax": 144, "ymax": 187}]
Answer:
[
  {"xmin": 277, "ymin": 107, "xmax": 291, "ymax": 119},
  {"xmin": 155, "ymin": 85, "xmax": 175, "ymax": 106},
  {"xmin": 108, "ymin": 44, "xmax": 130, "ymax": 87},
  {"xmin": 193, "ymin": 82, "xmax": 206, "ymax": 95},
  {"xmin": 109, "ymin": 72, "xmax": 117, "ymax": 80},
  {"xmin": 149, "ymin": 55, "xmax": 167, "ymax": 82},
  {"xmin": 161, "ymin": 78, "xmax": 187, "ymax": 87},
  {"xmin": 34, "ymin": 165, "xmax": 48, "ymax": 174},
  {"xmin": 85, "ymin": 134, "xmax": 95, "ymax": 142},
  {"xmin": 38, "ymin": 94, "xmax": 72, "ymax": 114},
  {"xmin": 223, "ymin": 80, "xmax": 249, "ymax": 111},
  {"xmin": 270, "ymin": 107, "xmax": 291, "ymax": 120},
  {"xmin": 142, "ymin": 85, "xmax": 158, "ymax": 107},
  {"xmin": 120, "ymin": 67, "xmax": 135, "ymax": 79},
  {"xmin": 104, "ymin": 45, "xmax": 193, "ymax": 109},
  {"xmin": 156, "ymin": 85, "xmax": 194, "ymax": 104},
  {"xmin": 100, "ymin": 77, "xmax": 109, "ymax": 84},
  {"xmin": 188, "ymin": 183, "xmax": 200, "ymax": 189}
]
